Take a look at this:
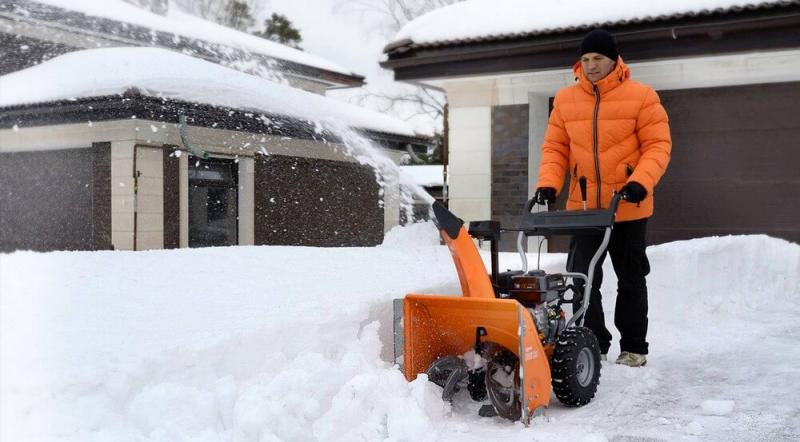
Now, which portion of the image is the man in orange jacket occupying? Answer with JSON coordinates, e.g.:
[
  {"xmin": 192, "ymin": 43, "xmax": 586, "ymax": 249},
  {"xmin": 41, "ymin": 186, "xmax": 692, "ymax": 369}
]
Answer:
[{"xmin": 533, "ymin": 29, "xmax": 671, "ymax": 367}]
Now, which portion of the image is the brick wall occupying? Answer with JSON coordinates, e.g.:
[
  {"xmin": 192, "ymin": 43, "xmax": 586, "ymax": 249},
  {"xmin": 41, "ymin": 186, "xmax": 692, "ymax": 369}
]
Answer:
[
  {"xmin": 162, "ymin": 146, "xmax": 180, "ymax": 249},
  {"xmin": 254, "ymin": 155, "xmax": 383, "ymax": 247},
  {"xmin": 491, "ymin": 104, "xmax": 530, "ymax": 252},
  {"xmin": 0, "ymin": 144, "xmax": 111, "ymax": 252}
]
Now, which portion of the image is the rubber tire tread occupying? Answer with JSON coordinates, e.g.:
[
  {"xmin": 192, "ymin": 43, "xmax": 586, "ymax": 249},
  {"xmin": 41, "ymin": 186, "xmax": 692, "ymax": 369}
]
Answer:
[{"xmin": 551, "ymin": 326, "xmax": 601, "ymax": 407}]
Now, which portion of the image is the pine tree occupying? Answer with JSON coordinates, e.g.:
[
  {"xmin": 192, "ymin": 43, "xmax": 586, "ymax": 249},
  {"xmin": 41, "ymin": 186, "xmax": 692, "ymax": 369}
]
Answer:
[{"xmin": 254, "ymin": 13, "xmax": 303, "ymax": 49}]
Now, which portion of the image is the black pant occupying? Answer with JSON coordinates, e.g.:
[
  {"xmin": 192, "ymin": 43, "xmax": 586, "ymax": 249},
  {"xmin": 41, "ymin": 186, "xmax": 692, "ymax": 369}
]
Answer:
[{"xmin": 566, "ymin": 218, "xmax": 650, "ymax": 355}]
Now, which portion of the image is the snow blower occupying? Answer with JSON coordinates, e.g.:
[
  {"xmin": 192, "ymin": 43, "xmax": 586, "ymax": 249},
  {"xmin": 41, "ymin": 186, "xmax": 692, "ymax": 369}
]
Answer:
[{"xmin": 394, "ymin": 193, "xmax": 625, "ymax": 424}]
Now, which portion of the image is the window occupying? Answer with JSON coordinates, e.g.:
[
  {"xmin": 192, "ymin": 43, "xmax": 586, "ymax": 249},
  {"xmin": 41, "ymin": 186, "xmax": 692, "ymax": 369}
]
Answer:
[{"xmin": 188, "ymin": 156, "xmax": 238, "ymax": 247}]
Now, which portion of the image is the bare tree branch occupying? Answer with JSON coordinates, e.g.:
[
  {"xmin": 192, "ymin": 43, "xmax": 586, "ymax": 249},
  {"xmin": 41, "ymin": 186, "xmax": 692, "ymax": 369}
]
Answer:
[
  {"xmin": 334, "ymin": 0, "xmax": 460, "ymax": 135},
  {"xmin": 334, "ymin": 0, "xmax": 463, "ymax": 38}
]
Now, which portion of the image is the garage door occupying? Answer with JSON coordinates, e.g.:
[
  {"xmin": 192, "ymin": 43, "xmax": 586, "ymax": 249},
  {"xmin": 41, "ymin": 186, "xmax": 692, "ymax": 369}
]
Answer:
[{"xmin": 650, "ymin": 81, "xmax": 800, "ymax": 245}]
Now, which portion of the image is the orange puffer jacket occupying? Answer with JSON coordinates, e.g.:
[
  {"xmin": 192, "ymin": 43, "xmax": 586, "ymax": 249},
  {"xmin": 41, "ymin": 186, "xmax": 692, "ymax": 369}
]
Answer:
[{"xmin": 535, "ymin": 57, "xmax": 671, "ymax": 222}]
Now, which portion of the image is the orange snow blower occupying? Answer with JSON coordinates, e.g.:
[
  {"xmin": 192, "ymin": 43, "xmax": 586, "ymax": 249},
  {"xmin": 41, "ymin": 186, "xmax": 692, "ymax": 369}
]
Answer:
[{"xmin": 394, "ymin": 193, "xmax": 625, "ymax": 424}]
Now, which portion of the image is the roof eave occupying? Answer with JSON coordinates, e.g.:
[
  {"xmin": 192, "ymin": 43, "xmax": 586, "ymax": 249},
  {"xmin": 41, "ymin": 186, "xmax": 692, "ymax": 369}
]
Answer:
[
  {"xmin": 382, "ymin": 7, "xmax": 800, "ymax": 81},
  {"xmin": 0, "ymin": 91, "xmax": 423, "ymax": 147}
]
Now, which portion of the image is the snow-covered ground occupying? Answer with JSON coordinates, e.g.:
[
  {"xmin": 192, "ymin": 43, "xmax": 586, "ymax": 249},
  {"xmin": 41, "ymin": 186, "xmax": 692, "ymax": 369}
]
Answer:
[{"xmin": 2, "ymin": 226, "xmax": 799, "ymax": 441}]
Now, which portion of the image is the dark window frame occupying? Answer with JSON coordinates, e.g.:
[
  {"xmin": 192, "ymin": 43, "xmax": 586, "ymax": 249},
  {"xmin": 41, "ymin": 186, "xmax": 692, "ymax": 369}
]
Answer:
[{"xmin": 188, "ymin": 155, "xmax": 240, "ymax": 248}]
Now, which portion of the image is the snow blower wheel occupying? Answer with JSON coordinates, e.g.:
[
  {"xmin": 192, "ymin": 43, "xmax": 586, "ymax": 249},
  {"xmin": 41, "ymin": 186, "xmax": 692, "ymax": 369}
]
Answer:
[{"xmin": 551, "ymin": 327, "xmax": 601, "ymax": 406}]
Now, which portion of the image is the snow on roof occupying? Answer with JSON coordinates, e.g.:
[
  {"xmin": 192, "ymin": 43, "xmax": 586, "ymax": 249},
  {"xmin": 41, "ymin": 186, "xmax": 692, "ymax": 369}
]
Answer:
[
  {"xmin": 33, "ymin": 0, "xmax": 356, "ymax": 77},
  {"xmin": 0, "ymin": 47, "xmax": 417, "ymax": 137},
  {"xmin": 393, "ymin": 0, "xmax": 793, "ymax": 47},
  {"xmin": 400, "ymin": 165, "xmax": 444, "ymax": 187}
]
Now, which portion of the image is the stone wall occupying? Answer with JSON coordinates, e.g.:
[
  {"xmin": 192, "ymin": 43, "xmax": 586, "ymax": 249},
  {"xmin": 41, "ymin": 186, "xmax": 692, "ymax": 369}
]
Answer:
[
  {"xmin": 254, "ymin": 155, "xmax": 383, "ymax": 247},
  {"xmin": 491, "ymin": 104, "xmax": 529, "ymax": 252}
]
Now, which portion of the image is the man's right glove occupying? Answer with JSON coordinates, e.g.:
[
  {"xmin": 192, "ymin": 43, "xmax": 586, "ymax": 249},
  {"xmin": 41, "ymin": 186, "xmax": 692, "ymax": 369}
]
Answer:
[
  {"xmin": 534, "ymin": 187, "xmax": 557, "ymax": 205},
  {"xmin": 619, "ymin": 181, "xmax": 647, "ymax": 203}
]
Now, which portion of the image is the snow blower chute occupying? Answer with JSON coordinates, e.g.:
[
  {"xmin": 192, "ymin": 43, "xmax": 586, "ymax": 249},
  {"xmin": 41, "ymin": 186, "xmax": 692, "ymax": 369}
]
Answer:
[{"xmin": 394, "ymin": 193, "xmax": 625, "ymax": 424}]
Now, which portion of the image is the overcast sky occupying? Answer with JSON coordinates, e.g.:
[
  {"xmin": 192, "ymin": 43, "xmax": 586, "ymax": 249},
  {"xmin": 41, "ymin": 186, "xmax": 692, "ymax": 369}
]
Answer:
[
  {"xmin": 267, "ymin": 0, "xmax": 392, "ymax": 85},
  {"xmin": 263, "ymin": 0, "xmax": 442, "ymax": 135}
]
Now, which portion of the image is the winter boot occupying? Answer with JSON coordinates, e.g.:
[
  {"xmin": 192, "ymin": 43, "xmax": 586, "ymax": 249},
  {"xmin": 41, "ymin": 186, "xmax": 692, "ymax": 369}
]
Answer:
[{"xmin": 615, "ymin": 351, "xmax": 646, "ymax": 367}]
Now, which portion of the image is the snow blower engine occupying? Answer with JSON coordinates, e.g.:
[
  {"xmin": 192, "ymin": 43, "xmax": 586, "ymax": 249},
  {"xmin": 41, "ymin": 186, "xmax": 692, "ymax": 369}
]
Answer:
[{"xmin": 393, "ymin": 193, "xmax": 625, "ymax": 425}]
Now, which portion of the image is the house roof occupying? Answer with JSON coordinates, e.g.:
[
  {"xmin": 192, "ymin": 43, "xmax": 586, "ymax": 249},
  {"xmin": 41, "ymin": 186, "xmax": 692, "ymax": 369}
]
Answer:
[
  {"xmin": 1, "ymin": 0, "xmax": 364, "ymax": 87},
  {"xmin": 382, "ymin": 0, "xmax": 800, "ymax": 80},
  {"xmin": 0, "ymin": 47, "xmax": 430, "ymax": 145},
  {"xmin": 385, "ymin": 0, "xmax": 799, "ymax": 53}
]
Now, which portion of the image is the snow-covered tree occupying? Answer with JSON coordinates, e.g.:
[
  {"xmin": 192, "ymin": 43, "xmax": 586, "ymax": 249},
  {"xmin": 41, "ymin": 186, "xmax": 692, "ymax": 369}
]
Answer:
[
  {"xmin": 172, "ymin": 0, "xmax": 263, "ymax": 31},
  {"xmin": 254, "ymin": 13, "xmax": 303, "ymax": 49}
]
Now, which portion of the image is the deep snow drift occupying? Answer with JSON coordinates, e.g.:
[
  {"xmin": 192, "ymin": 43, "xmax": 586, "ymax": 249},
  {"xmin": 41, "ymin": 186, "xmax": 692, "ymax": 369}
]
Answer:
[{"xmin": 1, "ymin": 226, "xmax": 799, "ymax": 441}]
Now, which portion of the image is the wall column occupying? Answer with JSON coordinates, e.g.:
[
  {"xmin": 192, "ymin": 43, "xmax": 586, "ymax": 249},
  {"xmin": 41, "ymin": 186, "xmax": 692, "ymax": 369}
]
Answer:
[
  {"xmin": 110, "ymin": 141, "xmax": 135, "ymax": 250},
  {"xmin": 442, "ymin": 79, "xmax": 497, "ymax": 224},
  {"xmin": 179, "ymin": 153, "xmax": 189, "ymax": 248},
  {"xmin": 383, "ymin": 166, "xmax": 400, "ymax": 234},
  {"xmin": 238, "ymin": 157, "xmax": 255, "ymax": 245}
]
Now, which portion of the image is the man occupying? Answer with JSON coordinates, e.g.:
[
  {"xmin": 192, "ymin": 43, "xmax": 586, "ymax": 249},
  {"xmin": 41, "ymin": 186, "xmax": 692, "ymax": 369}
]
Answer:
[{"xmin": 533, "ymin": 29, "xmax": 671, "ymax": 367}]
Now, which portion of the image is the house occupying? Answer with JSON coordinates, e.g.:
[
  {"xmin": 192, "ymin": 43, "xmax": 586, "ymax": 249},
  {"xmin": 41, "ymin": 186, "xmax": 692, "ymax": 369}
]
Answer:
[
  {"xmin": 0, "ymin": 0, "xmax": 435, "ymax": 252},
  {"xmin": 0, "ymin": 47, "xmax": 432, "ymax": 252},
  {"xmin": 0, "ymin": 0, "xmax": 365, "ymax": 94},
  {"xmin": 382, "ymin": 0, "xmax": 800, "ymax": 251}
]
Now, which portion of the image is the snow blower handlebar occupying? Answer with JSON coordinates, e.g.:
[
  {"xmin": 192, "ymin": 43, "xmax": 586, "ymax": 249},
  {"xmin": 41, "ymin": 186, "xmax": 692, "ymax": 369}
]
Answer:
[
  {"xmin": 522, "ymin": 192, "xmax": 623, "ymax": 233},
  {"xmin": 520, "ymin": 193, "xmax": 625, "ymax": 327}
]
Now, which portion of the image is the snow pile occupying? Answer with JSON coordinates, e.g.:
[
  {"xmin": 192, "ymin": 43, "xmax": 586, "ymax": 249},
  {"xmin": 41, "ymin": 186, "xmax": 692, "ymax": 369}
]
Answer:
[
  {"xmin": 33, "ymin": 0, "xmax": 354, "ymax": 76},
  {"xmin": 395, "ymin": 0, "xmax": 788, "ymax": 45},
  {"xmin": 2, "ymin": 233, "xmax": 800, "ymax": 441},
  {"xmin": 1, "ymin": 227, "xmax": 458, "ymax": 441},
  {"xmin": 381, "ymin": 221, "xmax": 441, "ymax": 248},
  {"xmin": 647, "ymin": 234, "xmax": 800, "ymax": 319},
  {"xmin": 0, "ymin": 47, "xmax": 416, "ymax": 137}
]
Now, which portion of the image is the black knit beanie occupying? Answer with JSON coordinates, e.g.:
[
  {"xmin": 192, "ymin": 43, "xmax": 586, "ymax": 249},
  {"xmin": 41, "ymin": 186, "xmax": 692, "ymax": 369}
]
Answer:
[{"xmin": 580, "ymin": 29, "xmax": 619, "ymax": 61}]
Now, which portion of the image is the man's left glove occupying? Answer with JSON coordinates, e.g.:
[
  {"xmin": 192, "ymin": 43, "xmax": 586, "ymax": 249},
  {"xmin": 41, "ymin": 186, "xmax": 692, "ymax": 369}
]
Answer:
[{"xmin": 619, "ymin": 181, "xmax": 647, "ymax": 203}]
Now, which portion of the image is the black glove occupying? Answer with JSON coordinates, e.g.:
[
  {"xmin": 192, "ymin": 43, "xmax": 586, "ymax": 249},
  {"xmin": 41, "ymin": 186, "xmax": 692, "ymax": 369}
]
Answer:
[
  {"xmin": 534, "ymin": 187, "xmax": 557, "ymax": 205},
  {"xmin": 620, "ymin": 181, "xmax": 647, "ymax": 203}
]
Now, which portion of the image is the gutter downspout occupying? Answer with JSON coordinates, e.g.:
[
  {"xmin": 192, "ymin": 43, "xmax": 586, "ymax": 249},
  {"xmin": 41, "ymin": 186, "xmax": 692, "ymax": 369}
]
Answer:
[
  {"xmin": 178, "ymin": 115, "xmax": 209, "ymax": 160},
  {"xmin": 405, "ymin": 143, "xmax": 426, "ymax": 164}
]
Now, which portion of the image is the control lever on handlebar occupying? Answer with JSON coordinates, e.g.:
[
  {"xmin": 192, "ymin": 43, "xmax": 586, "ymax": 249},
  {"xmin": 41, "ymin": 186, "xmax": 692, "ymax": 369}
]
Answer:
[
  {"xmin": 527, "ymin": 190, "xmax": 626, "ymax": 213},
  {"xmin": 579, "ymin": 177, "xmax": 587, "ymax": 211}
]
